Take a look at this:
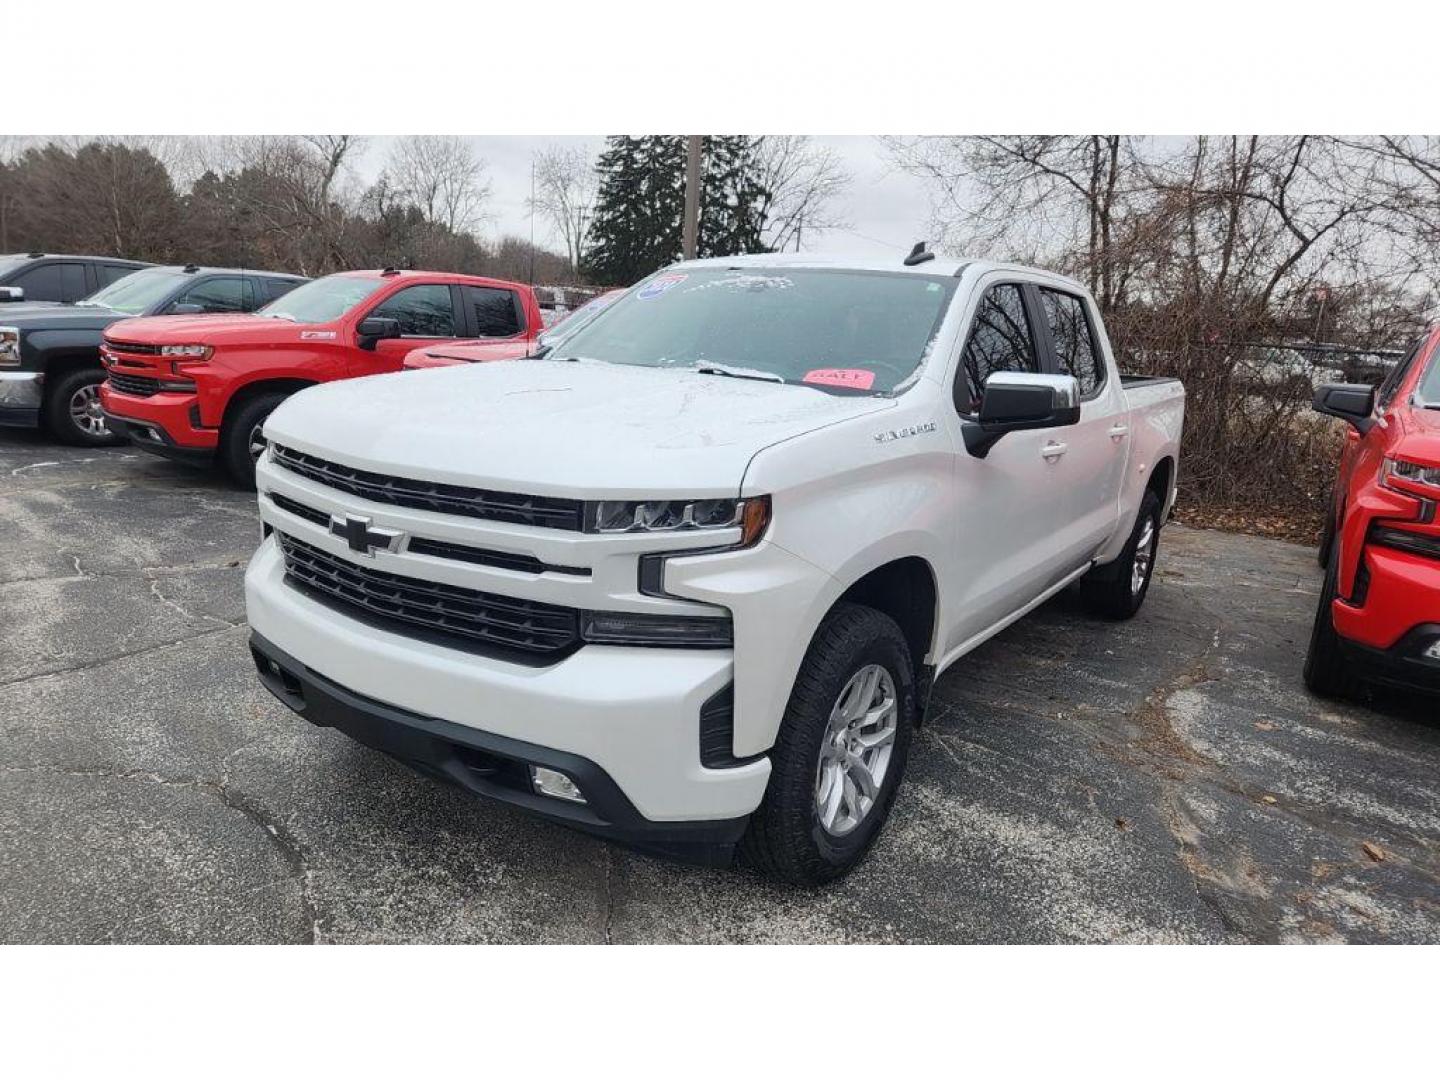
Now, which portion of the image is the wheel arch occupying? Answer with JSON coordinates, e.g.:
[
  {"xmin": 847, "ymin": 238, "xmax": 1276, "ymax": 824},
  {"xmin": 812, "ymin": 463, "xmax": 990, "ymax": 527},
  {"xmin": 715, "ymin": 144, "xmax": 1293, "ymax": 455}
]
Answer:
[
  {"xmin": 1148, "ymin": 454, "xmax": 1176, "ymax": 518},
  {"xmin": 830, "ymin": 555, "xmax": 939, "ymax": 722}
]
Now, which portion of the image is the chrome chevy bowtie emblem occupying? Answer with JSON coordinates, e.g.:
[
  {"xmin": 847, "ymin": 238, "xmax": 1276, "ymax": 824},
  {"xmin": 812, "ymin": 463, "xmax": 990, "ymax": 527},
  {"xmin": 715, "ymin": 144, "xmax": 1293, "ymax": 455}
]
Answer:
[{"xmin": 329, "ymin": 513, "xmax": 401, "ymax": 557}]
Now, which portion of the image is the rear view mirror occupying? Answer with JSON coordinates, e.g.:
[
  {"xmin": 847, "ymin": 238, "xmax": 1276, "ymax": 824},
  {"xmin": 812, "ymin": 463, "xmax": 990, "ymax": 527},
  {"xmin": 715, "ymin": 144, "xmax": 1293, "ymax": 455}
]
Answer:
[
  {"xmin": 963, "ymin": 372, "xmax": 1082, "ymax": 458},
  {"xmin": 357, "ymin": 316, "xmax": 401, "ymax": 350},
  {"xmin": 0, "ymin": 286, "xmax": 24, "ymax": 302},
  {"xmin": 1312, "ymin": 382, "xmax": 1375, "ymax": 434}
]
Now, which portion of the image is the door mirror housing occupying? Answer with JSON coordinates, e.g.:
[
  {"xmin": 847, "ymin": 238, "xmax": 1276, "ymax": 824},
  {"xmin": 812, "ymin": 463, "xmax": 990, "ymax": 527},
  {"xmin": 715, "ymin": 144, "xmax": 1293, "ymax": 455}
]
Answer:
[
  {"xmin": 0, "ymin": 286, "xmax": 25, "ymax": 302},
  {"xmin": 1312, "ymin": 382, "xmax": 1376, "ymax": 434},
  {"xmin": 356, "ymin": 316, "xmax": 401, "ymax": 350},
  {"xmin": 169, "ymin": 302, "xmax": 204, "ymax": 315},
  {"xmin": 962, "ymin": 371, "xmax": 1082, "ymax": 458}
]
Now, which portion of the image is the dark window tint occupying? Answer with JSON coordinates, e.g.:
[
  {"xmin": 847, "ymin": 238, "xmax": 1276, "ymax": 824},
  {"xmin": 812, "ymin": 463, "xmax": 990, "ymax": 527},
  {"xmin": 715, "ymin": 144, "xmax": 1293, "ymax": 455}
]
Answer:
[
  {"xmin": 1040, "ymin": 288, "xmax": 1104, "ymax": 396},
  {"xmin": 265, "ymin": 278, "xmax": 302, "ymax": 302},
  {"xmin": 175, "ymin": 277, "xmax": 245, "ymax": 314},
  {"xmin": 96, "ymin": 264, "xmax": 138, "ymax": 288},
  {"xmin": 464, "ymin": 286, "xmax": 522, "ymax": 337},
  {"xmin": 369, "ymin": 284, "xmax": 456, "ymax": 337},
  {"xmin": 12, "ymin": 263, "xmax": 65, "ymax": 301},
  {"xmin": 1378, "ymin": 340, "xmax": 1423, "ymax": 409},
  {"xmin": 59, "ymin": 263, "xmax": 88, "ymax": 301},
  {"xmin": 959, "ymin": 284, "xmax": 1038, "ymax": 411}
]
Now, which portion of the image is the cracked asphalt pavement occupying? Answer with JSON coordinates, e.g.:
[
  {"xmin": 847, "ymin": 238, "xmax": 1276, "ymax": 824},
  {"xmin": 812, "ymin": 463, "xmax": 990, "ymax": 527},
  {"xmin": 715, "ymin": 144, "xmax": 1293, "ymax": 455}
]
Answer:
[{"xmin": 3, "ymin": 429, "xmax": 1438, "ymax": 943}]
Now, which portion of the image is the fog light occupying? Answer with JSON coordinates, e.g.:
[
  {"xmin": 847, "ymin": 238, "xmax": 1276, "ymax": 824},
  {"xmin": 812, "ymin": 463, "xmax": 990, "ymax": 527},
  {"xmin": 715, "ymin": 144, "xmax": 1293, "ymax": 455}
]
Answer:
[
  {"xmin": 531, "ymin": 766, "xmax": 585, "ymax": 804},
  {"xmin": 1424, "ymin": 640, "xmax": 1440, "ymax": 661}
]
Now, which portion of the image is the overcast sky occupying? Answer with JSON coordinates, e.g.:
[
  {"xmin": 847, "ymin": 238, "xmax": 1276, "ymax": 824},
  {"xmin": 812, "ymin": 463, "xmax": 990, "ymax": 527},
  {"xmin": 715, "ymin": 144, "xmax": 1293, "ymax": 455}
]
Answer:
[{"xmin": 356, "ymin": 136, "xmax": 935, "ymax": 260}]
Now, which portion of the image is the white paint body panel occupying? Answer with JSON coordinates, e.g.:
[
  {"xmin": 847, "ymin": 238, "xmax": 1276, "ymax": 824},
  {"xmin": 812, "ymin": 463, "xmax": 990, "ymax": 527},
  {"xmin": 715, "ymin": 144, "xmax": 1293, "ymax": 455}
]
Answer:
[{"xmin": 245, "ymin": 255, "xmax": 1184, "ymax": 822}]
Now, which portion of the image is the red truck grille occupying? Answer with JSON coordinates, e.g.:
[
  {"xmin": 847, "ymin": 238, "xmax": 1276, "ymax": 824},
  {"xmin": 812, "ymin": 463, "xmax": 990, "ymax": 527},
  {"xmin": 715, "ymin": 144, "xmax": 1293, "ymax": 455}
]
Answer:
[
  {"xmin": 104, "ymin": 340, "xmax": 165, "ymax": 356},
  {"xmin": 106, "ymin": 372, "xmax": 163, "ymax": 397},
  {"xmin": 270, "ymin": 443, "xmax": 586, "ymax": 531},
  {"xmin": 277, "ymin": 532, "xmax": 581, "ymax": 661}
]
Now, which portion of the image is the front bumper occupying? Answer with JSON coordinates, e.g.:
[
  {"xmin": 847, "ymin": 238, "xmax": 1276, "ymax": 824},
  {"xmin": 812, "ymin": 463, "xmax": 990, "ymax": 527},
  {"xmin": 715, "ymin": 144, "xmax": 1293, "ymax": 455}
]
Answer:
[
  {"xmin": 0, "ymin": 370, "xmax": 42, "ymax": 428},
  {"xmin": 250, "ymin": 632, "xmax": 749, "ymax": 863},
  {"xmin": 99, "ymin": 382, "xmax": 217, "ymax": 463},
  {"xmin": 245, "ymin": 536, "xmax": 771, "ymax": 832},
  {"xmin": 1340, "ymin": 624, "xmax": 1440, "ymax": 696}
]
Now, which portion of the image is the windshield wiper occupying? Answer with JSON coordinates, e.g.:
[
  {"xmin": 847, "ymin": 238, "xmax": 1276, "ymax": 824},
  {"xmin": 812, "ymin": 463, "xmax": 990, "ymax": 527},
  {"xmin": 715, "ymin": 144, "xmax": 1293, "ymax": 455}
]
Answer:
[
  {"xmin": 694, "ymin": 363, "xmax": 786, "ymax": 384},
  {"xmin": 258, "ymin": 311, "xmax": 297, "ymax": 321}
]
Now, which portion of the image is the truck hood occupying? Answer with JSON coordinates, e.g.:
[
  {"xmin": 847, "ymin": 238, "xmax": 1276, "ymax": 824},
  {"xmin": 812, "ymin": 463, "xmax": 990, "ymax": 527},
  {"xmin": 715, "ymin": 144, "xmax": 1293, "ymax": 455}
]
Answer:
[
  {"xmin": 265, "ymin": 359, "xmax": 897, "ymax": 497},
  {"xmin": 0, "ymin": 303, "xmax": 125, "ymax": 332},
  {"xmin": 1393, "ymin": 402, "xmax": 1440, "ymax": 463},
  {"xmin": 104, "ymin": 313, "xmax": 329, "ymax": 346}
]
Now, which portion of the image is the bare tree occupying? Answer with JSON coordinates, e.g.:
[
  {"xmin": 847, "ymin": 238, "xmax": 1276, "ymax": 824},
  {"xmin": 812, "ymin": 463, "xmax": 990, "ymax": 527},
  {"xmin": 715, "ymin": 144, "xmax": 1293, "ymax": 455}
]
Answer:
[
  {"xmin": 386, "ymin": 136, "xmax": 491, "ymax": 235},
  {"xmin": 751, "ymin": 136, "xmax": 851, "ymax": 252},
  {"xmin": 528, "ymin": 144, "xmax": 598, "ymax": 270}
]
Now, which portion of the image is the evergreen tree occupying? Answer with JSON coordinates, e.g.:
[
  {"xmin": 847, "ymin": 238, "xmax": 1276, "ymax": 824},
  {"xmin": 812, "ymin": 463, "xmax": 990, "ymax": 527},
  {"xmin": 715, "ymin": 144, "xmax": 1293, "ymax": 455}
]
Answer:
[{"xmin": 582, "ymin": 135, "xmax": 771, "ymax": 286}]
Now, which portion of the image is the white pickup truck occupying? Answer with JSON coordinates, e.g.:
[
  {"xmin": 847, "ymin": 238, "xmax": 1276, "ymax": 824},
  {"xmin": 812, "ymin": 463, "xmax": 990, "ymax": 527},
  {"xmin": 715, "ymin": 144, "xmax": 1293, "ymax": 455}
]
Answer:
[{"xmin": 245, "ymin": 252, "xmax": 1184, "ymax": 884}]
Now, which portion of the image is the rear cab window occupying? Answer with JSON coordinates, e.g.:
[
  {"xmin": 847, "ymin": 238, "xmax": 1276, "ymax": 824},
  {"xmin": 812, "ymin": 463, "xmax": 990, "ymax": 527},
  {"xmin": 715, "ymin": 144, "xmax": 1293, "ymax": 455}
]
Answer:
[
  {"xmin": 463, "ymin": 285, "xmax": 523, "ymax": 337},
  {"xmin": 1039, "ymin": 288, "xmax": 1106, "ymax": 398}
]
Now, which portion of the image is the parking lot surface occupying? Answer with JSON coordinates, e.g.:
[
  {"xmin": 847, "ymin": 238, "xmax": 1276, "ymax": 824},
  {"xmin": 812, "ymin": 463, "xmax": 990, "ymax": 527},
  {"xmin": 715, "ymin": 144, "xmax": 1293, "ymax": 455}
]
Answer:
[{"xmin": 2, "ymin": 429, "xmax": 1437, "ymax": 943}]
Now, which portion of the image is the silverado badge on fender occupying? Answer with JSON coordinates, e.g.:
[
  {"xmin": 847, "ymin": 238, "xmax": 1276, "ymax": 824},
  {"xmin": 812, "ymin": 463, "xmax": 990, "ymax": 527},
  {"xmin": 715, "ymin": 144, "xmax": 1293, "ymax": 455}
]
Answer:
[{"xmin": 874, "ymin": 421, "xmax": 937, "ymax": 444}]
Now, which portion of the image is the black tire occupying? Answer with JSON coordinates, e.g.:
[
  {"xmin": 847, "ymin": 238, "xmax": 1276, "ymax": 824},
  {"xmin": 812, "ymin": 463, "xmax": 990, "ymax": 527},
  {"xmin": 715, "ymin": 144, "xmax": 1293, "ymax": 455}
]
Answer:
[
  {"xmin": 1080, "ymin": 488, "xmax": 1163, "ymax": 620},
  {"xmin": 740, "ymin": 602, "xmax": 917, "ymax": 885},
  {"xmin": 1317, "ymin": 488, "xmax": 1338, "ymax": 568},
  {"xmin": 220, "ymin": 391, "xmax": 288, "ymax": 490},
  {"xmin": 1303, "ymin": 545, "xmax": 1364, "ymax": 700},
  {"xmin": 43, "ymin": 366, "xmax": 123, "ymax": 447}
]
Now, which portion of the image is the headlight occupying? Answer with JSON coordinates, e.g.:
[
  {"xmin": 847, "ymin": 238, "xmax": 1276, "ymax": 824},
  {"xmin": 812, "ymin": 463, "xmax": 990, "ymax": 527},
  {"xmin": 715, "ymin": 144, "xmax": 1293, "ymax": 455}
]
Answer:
[
  {"xmin": 1382, "ymin": 457, "xmax": 1440, "ymax": 493},
  {"xmin": 587, "ymin": 495, "xmax": 771, "ymax": 546},
  {"xmin": 0, "ymin": 326, "xmax": 19, "ymax": 368},
  {"xmin": 160, "ymin": 344, "xmax": 212, "ymax": 359}
]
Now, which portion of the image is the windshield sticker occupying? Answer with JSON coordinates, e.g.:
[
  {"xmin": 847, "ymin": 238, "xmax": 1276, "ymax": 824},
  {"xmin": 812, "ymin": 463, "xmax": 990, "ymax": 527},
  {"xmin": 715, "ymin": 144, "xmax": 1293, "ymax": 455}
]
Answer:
[
  {"xmin": 804, "ymin": 368, "xmax": 876, "ymax": 391},
  {"xmin": 300, "ymin": 330, "xmax": 336, "ymax": 340},
  {"xmin": 636, "ymin": 273, "xmax": 688, "ymax": 301}
]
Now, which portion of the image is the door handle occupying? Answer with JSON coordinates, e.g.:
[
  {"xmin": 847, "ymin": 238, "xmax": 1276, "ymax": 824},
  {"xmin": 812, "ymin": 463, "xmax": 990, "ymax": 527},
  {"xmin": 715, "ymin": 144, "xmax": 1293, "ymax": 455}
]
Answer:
[
  {"xmin": 1108, "ymin": 425, "xmax": 1130, "ymax": 440},
  {"xmin": 1041, "ymin": 441, "xmax": 1068, "ymax": 461}
]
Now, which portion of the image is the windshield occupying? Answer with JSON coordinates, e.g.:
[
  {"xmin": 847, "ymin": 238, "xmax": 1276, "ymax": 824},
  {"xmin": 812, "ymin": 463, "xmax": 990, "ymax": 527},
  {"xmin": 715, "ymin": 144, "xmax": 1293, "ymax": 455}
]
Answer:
[
  {"xmin": 256, "ymin": 274, "xmax": 387, "ymax": 324},
  {"xmin": 80, "ymin": 267, "xmax": 183, "ymax": 315},
  {"xmin": 1420, "ymin": 344, "xmax": 1440, "ymax": 407},
  {"xmin": 553, "ymin": 268, "xmax": 957, "ymax": 394}
]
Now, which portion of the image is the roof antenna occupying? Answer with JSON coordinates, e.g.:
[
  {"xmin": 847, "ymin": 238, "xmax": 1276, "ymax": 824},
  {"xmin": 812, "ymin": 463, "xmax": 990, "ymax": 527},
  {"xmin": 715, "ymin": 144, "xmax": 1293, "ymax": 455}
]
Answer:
[{"xmin": 903, "ymin": 242, "xmax": 935, "ymax": 267}]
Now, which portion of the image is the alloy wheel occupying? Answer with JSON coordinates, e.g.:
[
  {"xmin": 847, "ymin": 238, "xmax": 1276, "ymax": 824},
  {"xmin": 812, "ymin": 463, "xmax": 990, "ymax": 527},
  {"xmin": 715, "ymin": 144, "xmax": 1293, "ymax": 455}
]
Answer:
[
  {"xmin": 69, "ymin": 383, "xmax": 108, "ymax": 438},
  {"xmin": 814, "ymin": 663, "xmax": 898, "ymax": 837}
]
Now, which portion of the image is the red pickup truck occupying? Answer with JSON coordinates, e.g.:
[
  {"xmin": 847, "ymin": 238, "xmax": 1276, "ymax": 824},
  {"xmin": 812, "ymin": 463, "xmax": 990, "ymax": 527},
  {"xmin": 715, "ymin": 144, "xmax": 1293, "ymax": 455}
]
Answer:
[
  {"xmin": 99, "ymin": 268, "xmax": 542, "ymax": 487},
  {"xmin": 1307, "ymin": 327, "xmax": 1440, "ymax": 700}
]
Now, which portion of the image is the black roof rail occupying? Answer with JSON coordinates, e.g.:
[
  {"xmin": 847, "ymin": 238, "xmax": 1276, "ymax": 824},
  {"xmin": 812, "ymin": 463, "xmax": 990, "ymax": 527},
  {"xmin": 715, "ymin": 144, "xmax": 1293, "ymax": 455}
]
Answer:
[{"xmin": 903, "ymin": 242, "xmax": 935, "ymax": 267}]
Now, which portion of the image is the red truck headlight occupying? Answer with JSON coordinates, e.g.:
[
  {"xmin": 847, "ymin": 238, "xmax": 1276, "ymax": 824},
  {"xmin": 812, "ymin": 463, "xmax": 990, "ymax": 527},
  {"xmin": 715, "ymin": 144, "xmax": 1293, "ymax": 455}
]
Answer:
[
  {"xmin": 161, "ymin": 344, "xmax": 213, "ymax": 360},
  {"xmin": 1381, "ymin": 457, "xmax": 1440, "ymax": 494}
]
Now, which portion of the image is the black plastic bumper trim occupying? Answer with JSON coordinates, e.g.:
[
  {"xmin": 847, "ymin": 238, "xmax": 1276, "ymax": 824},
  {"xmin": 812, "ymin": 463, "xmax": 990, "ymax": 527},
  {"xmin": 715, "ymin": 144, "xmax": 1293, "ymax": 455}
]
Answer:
[
  {"xmin": 249, "ymin": 632, "xmax": 750, "ymax": 863},
  {"xmin": 103, "ymin": 411, "xmax": 214, "ymax": 467},
  {"xmin": 1341, "ymin": 623, "xmax": 1440, "ymax": 696}
]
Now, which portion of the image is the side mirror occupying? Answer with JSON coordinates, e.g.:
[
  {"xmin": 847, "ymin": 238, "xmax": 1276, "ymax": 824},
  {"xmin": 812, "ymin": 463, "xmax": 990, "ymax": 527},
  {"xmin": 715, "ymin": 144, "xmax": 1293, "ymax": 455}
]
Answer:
[
  {"xmin": 356, "ymin": 316, "xmax": 401, "ymax": 350},
  {"xmin": 962, "ymin": 371, "xmax": 1082, "ymax": 459},
  {"xmin": 0, "ymin": 286, "xmax": 24, "ymax": 302},
  {"xmin": 169, "ymin": 302, "xmax": 204, "ymax": 315},
  {"xmin": 1312, "ymin": 382, "xmax": 1375, "ymax": 434}
]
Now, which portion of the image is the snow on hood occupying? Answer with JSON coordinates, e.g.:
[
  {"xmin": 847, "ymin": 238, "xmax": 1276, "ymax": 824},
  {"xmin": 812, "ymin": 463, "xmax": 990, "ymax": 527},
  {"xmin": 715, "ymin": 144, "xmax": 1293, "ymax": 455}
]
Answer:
[{"xmin": 265, "ymin": 359, "xmax": 897, "ymax": 498}]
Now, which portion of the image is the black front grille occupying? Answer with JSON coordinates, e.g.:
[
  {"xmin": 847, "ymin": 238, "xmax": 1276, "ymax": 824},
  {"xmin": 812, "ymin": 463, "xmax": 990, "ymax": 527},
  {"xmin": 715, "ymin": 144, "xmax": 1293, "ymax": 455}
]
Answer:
[
  {"xmin": 267, "ymin": 492, "xmax": 589, "ymax": 576},
  {"xmin": 277, "ymin": 532, "xmax": 581, "ymax": 662},
  {"xmin": 105, "ymin": 340, "xmax": 163, "ymax": 356},
  {"xmin": 271, "ymin": 444, "xmax": 585, "ymax": 531},
  {"xmin": 106, "ymin": 372, "xmax": 162, "ymax": 397}
]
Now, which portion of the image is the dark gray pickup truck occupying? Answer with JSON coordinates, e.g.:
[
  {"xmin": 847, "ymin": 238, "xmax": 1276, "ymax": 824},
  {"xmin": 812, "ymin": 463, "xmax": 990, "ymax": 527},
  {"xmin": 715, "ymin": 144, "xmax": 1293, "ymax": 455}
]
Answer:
[{"xmin": 0, "ymin": 264, "xmax": 305, "ymax": 445}]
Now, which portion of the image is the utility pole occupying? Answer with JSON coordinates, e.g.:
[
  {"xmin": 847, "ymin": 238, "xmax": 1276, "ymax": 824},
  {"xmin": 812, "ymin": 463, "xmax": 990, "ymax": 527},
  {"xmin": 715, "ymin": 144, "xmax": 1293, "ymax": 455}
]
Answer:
[{"xmin": 682, "ymin": 136, "xmax": 702, "ymax": 260}]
